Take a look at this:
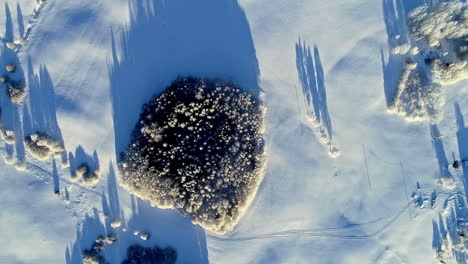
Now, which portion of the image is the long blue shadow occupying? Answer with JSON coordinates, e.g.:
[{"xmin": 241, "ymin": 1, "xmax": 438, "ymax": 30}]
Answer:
[
  {"xmin": 0, "ymin": 3, "xmax": 25, "ymax": 162},
  {"xmin": 295, "ymin": 40, "xmax": 333, "ymax": 140},
  {"xmin": 455, "ymin": 103, "xmax": 468, "ymax": 199},
  {"xmin": 430, "ymin": 124, "xmax": 452, "ymax": 179},
  {"xmin": 109, "ymin": 0, "xmax": 260, "ymax": 157},
  {"xmin": 22, "ymin": 60, "xmax": 64, "ymax": 146},
  {"xmin": 67, "ymin": 161, "xmax": 209, "ymax": 263},
  {"xmin": 380, "ymin": 0, "xmax": 425, "ymax": 107}
]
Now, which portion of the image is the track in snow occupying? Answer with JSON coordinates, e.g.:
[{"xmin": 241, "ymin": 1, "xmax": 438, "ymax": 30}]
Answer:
[{"xmin": 208, "ymin": 204, "xmax": 409, "ymax": 241}]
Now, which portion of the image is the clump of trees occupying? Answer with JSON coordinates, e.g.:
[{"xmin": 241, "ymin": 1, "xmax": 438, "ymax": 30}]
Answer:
[
  {"xmin": 119, "ymin": 77, "xmax": 266, "ymax": 234},
  {"xmin": 408, "ymin": 1, "xmax": 468, "ymax": 85},
  {"xmin": 24, "ymin": 132, "xmax": 65, "ymax": 160}
]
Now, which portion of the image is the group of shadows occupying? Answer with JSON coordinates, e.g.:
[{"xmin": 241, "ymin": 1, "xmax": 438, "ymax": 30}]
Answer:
[{"xmin": 2, "ymin": 0, "xmax": 467, "ymax": 263}]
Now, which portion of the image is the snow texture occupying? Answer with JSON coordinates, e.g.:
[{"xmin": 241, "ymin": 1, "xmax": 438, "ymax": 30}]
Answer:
[
  {"xmin": 24, "ymin": 132, "xmax": 64, "ymax": 160},
  {"xmin": 119, "ymin": 77, "xmax": 266, "ymax": 234}
]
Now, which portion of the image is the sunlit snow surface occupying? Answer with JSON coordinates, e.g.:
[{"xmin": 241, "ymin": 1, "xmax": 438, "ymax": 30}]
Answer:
[{"xmin": 1, "ymin": 0, "xmax": 468, "ymax": 263}]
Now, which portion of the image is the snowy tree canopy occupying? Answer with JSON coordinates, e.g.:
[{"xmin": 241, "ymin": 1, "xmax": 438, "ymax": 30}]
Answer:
[
  {"xmin": 408, "ymin": 1, "xmax": 468, "ymax": 85},
  {"xmin": 408, "ymin": 2, "xmax": 468, "ymax": 47},
  {"xmin": 119, "ymin": 77, "xmax": 266, "ymax": 234}
]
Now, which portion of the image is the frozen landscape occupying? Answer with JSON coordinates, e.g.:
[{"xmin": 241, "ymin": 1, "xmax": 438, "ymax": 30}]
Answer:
[{"xmin": 1, "ymin": 0, "xmax": 468, "ymax": 263}]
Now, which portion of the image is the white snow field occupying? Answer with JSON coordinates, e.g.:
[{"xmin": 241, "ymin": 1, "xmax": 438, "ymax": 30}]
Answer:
[{"xmin": 1, "ymin": 0, "xmax": 468, "ymax": 263}]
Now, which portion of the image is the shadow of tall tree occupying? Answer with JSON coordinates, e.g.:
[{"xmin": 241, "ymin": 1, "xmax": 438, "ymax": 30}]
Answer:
[
  {"xmin": 0, "ymin": 3, "xmax": 25, "ymax": 164},
  {"xmin": 67, "ymin": 164, "xmax": 209, "ymax": 263},
  {"xmin": 380, "ymin": 0, "xmax": 426, "ymax": 107},
  {"xmin": 295, "ymin": 40, "xmax": 333, "ymax": 142},
  {"xmin": 109, "ymin": 0, "xmax": 260, "ymax": 157}
]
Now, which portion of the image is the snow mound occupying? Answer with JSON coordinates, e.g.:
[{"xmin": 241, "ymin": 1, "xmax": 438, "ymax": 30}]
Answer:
[
  {"xmin": 24, "ymin": 132, "xmax": 65, "ymax": 160},
  {"xmin": 122, "ymin": 244, "xmax": 177, "ymax": 264},
  {"xmin": 119, "ymin": 77, "xmax": 266, "ymax": 234},
  {"xmin": 409, "ymin": 1, "xmax": 468, "ymax": 84}
]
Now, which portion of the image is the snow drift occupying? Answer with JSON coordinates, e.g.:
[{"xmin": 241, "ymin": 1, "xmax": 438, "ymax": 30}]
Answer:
[{"xmin": 119, "ymin": 77, "xmax": 266, "ymax": 234}]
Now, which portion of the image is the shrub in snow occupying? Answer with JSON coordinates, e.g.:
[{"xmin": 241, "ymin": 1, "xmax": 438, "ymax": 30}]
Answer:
[
  {"xmin": 106, "ymin": 233, "xmax": 117, "ymax": 244},
  {"xmin": 15, "ymin": 160, "xmax": 26, "ymax": 171},
  {"xmin": 24, "ymin": 132, "xmax": 65, "ymax": 160},
  {"xmin": 71, "ymin": 163, "xmax": 101, "ymax": 186},
  {"xmin": 139, "ymin": 232, "xmax": 150, "ymax": 241},
  {"xmin": 5, "ymin": 42, "xmax": 16, "ymax": 49},
  {"xmin": 122, "ymin": 244, "xmax": 177, "ymax": 264},
  {"xmin": 82, "ymin": 254, "xmax": 106, "ymax": 264},
  {"xmin": 0, "ymin": 75, "xmax": 8, "ymax": 83},
  {"xmin": 1, "ymin": 128, "xmax": 16, "ymax": 144},
  {"xmin": 392, "ymin": 44, "xmax": 411, "ymax": 55},
  {"xmin": 110, "ymin": 220, "xmax": 121, "ymax": 228},
  {"xmin": 7, "ymin": 81, "xmax": 27, "ymax": 103},
  {"xmin": 119, "ymin": 77, "xmax": 266, "ymax": 234},
  {"xmin": 5, "ymin": 64, "xmax": 16, "ymax": 73},
  {"xmin": 82, "ymin": 236, "xmax": 107, "ymax": 264}
]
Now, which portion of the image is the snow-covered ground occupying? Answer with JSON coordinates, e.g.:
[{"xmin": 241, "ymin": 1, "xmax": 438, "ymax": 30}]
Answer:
[{"xmin": 1, "ymin": 0, "xmax": 468, "ymax": 263}]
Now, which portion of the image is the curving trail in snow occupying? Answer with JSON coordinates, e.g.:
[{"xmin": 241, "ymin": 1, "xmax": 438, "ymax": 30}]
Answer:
[{"xmin": 207, "ymin": 204, "xmax": 409, "ymax": 242}]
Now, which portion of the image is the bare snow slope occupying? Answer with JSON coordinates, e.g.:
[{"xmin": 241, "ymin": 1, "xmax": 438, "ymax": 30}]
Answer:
[{"xmin": 1, "ymin": 0, "xmax": 468, "ymax": 263}]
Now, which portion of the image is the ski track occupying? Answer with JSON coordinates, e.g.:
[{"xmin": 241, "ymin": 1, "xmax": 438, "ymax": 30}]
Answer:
[
  {"xmin": 208, "ymin": 188, "xmax": 459, "ymax": 242},
  {"xmin": 15, "ymin": 0, "xmax": 50, "ymax": 57},
  {"xmin": 207, "ymin": 204, "xmax": 410, "ymax": 242}
]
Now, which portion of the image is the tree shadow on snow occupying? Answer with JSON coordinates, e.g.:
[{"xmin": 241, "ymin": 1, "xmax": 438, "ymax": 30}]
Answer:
[
  {"xmin": 0, "ymin": 3, "xmax": 26, "ymax": 162},
  {"xmin": 66, "ymin": 164, "xmax": 209, "ymax": 264},
  {"xmin": 66, "ymin": 208, "xmax": 107, "ymax": 264},
  {"xmin": 295, "ymin": 40, "xmax": 333, "ymax": 141},
  {"xmin": 380, "ymin": 0, "xmax": 426, "ymax": 107},
  {"xmin": 430, "ymin": 124, "xmax": 452, "ymax": 180},
  {"xmin": 455, "ymin": 103, "xmax": 468, "ymax": 199},
  {"xmin": 68, "ymin": 145, "xmax": 100, "ymax": 176},
  {"xmin": 109, "ymin": 0, "xmax": 260, "ymax": 156},
  {"xmin": 22, "ymin": 58, "xmax": 67, "ymax": 163}
]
